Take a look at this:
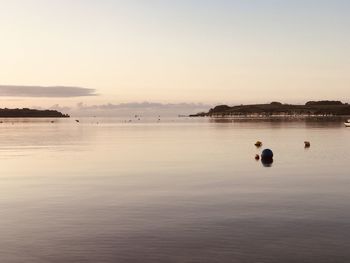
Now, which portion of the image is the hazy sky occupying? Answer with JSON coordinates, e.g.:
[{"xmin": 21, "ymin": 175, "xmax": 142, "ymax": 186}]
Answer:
[{"xmin": 0, "ymin": 0, "xmax": 349, "ymax": 109}]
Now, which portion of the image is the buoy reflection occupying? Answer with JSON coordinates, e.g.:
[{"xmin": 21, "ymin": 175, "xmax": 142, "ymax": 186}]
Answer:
[{"xmin": 261, "ymin": 157, "xmax": 273, "ymax": 167}]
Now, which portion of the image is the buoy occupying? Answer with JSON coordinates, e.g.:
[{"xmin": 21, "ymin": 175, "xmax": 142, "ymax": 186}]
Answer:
[
  {"xmin": 255, "ymin": 154, "xmax": 260, "ymax": 160},
  {"xmin": 261, "ymin": 149, "xmax": 273, "ymax": 160},
  {"xmin": 304, "ymin": 141, "xmax": 310, "ymax": 148},
  {"xmin": 255, "ymin": 141, "xmax": 262, "ymax": 147},
  {"xmin": 260, "ymin": 149, "xmax": 273, "ymax": 167},
  {"xmin": 75, "ymin": 120, "xmax": 80, "ymax": 123}
]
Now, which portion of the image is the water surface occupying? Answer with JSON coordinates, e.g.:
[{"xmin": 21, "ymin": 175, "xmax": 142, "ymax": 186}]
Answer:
[{"xmin": 0, "ymin": 117, "xmax": 350, "ymax": 262}]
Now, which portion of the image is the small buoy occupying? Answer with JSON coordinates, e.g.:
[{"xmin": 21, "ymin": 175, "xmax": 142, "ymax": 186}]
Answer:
[
  {"xmin": 50, "ymin": 121, "xmax": 55, "ymax": 123},
  {"xmin": 75, "ymin": 120, "xmax": 80, "ymax": 123},
  {"xmin": 261, "ymin": 149, "xmax": 273, "ymax": 167},
  {"xmin": 261, "ymin": 149, "xmax": 273, "ymax": 160},
  {"xmin": 304, "ymin": 141, "xmax": 310, "ymax": 148},
  {"xmin": 255, "ymin": 154, "xmax": 260, "ymax": 160},
  {"xmin": 255, "ymin": 141, "xmax": 262, "ymax": 147}
]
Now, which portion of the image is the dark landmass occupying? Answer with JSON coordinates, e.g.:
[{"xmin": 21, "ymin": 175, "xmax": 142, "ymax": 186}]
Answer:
[
  {"xmin": 190, "ymin": 101, "xmax": 350, "ymax": 117},
  {"xmin": 0, "ymin": 108, "xmax": 69, "ymax": 118}
]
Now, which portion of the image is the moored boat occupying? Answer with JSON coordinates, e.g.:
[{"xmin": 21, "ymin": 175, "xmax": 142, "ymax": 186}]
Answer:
[{"xmin": 345, "ymin": 120, "xmax": 350, "ymax": 127}]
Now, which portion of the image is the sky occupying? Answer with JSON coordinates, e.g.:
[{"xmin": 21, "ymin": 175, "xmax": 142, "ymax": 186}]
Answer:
[{"xmin": 0, "ymin": 0, "xmax": 349, "ymax": 114}]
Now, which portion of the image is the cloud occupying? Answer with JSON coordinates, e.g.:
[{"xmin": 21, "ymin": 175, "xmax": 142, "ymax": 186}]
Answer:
[
  {"xmin": 49, "ymin": 104, "xmax": 72, "ymax": 112},
  {"xmin": 77, "ymin": 102, "xmax": 210, "ymax": 110},
  {"xmin": 0, "ymin": 85, "xmax": 97, "ymax": 97},
  {"xmin": 72, "ymin": 102, "xmax": 212, "ymax": 117}
]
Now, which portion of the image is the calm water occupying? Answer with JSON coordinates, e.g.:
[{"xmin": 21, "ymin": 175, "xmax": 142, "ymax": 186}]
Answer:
[{"xmin": 0, "ymin": 117, "xmax": 350, "ymax": 262}]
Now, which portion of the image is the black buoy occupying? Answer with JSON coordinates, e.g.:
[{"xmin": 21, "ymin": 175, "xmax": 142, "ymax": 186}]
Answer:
[
  {"xmin": 261, "ymin": 149, "xmax": 273, "ymax": 167},
  {"xmin": 261, "ymin": 149, "xmax": 273, "ymax": 159},
  {"xmin": 255, "ymin": 154, "xmax": 260, "ymax": 160}
]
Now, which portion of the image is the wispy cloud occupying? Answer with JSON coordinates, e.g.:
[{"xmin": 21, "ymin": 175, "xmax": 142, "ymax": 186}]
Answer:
[
  {"xmin": 29, "ymin": 102, "xmax": 211, "ymax": 117},
  {"xmin": 0, "ymin": 85, "xmax": 97, "ymax": 97},
  {"xmin": 77, "ymin": 102, "xmax": 210, "ymax": 110},
  {"xmin": 72, "ymin": 102, "xmax": 212, "ymax": 117}
]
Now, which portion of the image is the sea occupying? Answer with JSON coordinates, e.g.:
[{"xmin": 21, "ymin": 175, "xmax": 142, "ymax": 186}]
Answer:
[{"xmin": 0, "ymin": 117, "xmax": 350, "ymax": 263}]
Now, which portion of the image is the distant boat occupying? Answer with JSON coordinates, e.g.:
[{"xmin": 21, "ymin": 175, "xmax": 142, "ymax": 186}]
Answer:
[{"xmin": 345, "ymin": 120, "xmax": 350, "ymax": 127}]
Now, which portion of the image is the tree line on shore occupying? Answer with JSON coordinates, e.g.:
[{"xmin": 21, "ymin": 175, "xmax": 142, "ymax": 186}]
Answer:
[
  {"xmin": 0, "ymin": 108, "xmax": 69, "ymax": 118},
  {"xmin": 190, "ymin": 101, "xmax": 350, "ymax": 117}
]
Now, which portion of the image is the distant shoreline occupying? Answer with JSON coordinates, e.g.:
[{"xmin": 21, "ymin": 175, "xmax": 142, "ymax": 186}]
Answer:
[
  {"xmin": 189, "ymin": 101, "xmax": 350, "ymax": 117},
  {"xmin": 0, "ymin": 108, "xmax": 69, "ymax": 118},
  {"xmin": 189, "ymin": 115, "xmax": 350, "ymax": 119}
]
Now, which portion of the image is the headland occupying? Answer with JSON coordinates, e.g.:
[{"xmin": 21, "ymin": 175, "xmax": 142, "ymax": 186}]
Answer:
[{"xmin": 190, "ymin": 101, "xmax": 350, "ymax": 117}]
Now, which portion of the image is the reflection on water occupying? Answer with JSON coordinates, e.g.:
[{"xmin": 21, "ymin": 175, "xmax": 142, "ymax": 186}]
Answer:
[
  {"xmin": 261, "ymin": 158, "xmax": 273, "ymax": 167},
  {"xmin": 209, "ymin": 116, "xmax": 348, "ymax": 128},
  {"xmin": 0, "ymin": 117, "xmax": 350, "ymax": 262}
]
